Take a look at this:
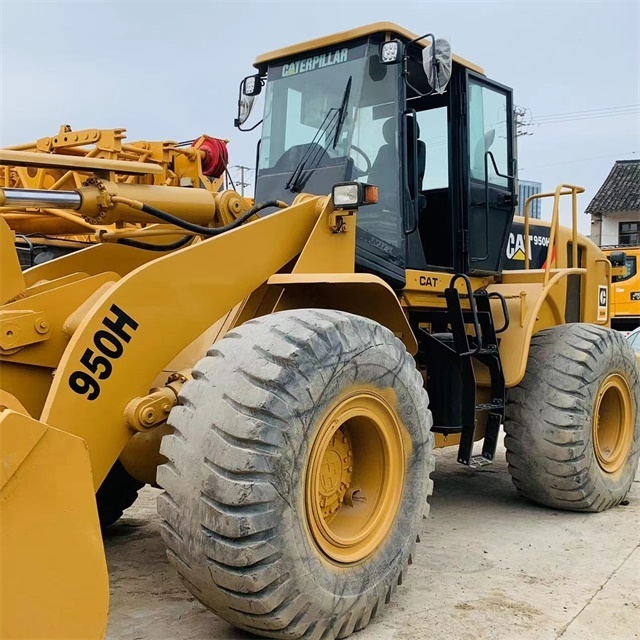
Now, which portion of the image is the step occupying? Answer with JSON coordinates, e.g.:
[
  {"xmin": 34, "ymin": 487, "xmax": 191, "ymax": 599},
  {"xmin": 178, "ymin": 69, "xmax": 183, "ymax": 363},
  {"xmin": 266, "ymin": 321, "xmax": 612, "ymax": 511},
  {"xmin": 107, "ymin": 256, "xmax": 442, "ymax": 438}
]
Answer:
[
  {"xmin": 469, "ymin": 454, "xmax": 494, "ymax": 468},
  {"xmin": 475, "ymin": 346, "xmax": 499, "ymax": 356},
  {"xmin": 475, "ymin": 402, "xmax": 504, "ymax": 411}
]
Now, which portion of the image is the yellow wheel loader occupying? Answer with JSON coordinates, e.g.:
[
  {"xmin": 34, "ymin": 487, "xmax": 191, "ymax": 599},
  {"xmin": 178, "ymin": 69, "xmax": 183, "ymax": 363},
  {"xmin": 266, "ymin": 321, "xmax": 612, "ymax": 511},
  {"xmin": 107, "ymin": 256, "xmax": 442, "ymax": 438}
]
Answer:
[
  {"xmin": 1, "ymin": 22, "xmax": 639, "ymax": 640},
  {"xmin": 1, "ymin": 125, "xmax": 229, "ymax": 268},
  {"xmin": 603, "ymin": 246, "xmax": 640, "ymax": 332}
]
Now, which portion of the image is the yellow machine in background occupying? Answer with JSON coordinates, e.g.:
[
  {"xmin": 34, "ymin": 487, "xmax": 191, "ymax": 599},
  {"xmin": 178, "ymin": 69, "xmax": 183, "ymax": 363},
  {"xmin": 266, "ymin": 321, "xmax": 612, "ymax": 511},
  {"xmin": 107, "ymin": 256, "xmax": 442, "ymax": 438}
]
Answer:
[
  {"xmin": 1, "ymin": 125, "xmax": 230, "ymax": 267},
  {"xmin": 1, "ymin": 22, "xmax": 639, "ymax": 640},
  {"xmin": 603, "ymin": 246, "xmax": 640, "ymax": 332}
]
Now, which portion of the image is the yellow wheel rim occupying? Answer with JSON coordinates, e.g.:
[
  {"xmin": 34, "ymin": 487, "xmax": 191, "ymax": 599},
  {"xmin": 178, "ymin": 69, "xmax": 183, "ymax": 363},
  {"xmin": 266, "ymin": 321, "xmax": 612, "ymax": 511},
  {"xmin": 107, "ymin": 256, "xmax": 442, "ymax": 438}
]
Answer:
[
  {"xmin": 305, "ymin": 390, "xmax": 405, "ymax": 565},
  {"xmin": 592, "ymin": 373, "xmax": 634, "ymax": 474}
]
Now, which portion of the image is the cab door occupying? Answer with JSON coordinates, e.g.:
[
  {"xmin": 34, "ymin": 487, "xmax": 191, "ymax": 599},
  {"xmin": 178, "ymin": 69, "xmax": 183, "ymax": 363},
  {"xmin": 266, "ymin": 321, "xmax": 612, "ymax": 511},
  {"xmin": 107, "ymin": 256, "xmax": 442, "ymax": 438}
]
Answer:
[{"xmin": 464, "ymin": 72, "xmax": 516, "ymax": 275}]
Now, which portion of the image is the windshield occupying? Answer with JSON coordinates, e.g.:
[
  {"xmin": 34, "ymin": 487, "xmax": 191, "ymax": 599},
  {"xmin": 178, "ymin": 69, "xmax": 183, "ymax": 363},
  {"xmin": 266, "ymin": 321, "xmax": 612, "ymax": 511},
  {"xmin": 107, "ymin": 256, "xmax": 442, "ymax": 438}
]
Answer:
[
  {"xmin": 258, "ymin": 44, "xmax": 366, "ymax": 173},
  {"xmin": 257, "ymin": 40, "xmax": 403, "ymax": 263}
]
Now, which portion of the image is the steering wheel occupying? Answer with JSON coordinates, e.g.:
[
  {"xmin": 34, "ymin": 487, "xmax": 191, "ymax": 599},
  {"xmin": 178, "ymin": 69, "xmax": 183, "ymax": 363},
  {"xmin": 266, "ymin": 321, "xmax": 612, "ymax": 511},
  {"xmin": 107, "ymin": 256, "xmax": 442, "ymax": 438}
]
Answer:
[{"xmin": 349, "ymin": 144, "xmax": 372, "ymax": 175}]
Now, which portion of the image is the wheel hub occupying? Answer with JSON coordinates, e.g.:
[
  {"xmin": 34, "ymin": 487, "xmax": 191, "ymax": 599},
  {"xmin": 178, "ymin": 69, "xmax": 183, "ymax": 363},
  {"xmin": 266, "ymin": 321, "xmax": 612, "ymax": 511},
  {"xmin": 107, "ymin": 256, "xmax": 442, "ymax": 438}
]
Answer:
[
  {"xmin": 592, "ymin": 373, "xmax": 634, "ymax": 474},
  {"xmin": 318, "ymin": 430, "xmax": 352, "ymax": 519},
  {"xmin": 306, "ymin": 389, "xmax": 405, "ymax": 565}
]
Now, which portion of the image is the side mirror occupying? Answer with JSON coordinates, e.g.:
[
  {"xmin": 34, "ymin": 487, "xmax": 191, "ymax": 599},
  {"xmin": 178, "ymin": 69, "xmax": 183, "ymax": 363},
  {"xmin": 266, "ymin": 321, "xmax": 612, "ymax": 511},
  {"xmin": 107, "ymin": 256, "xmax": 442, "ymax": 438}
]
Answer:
[
  {"xmin": 234, "ymin": 74, "xmax": 262, "ymax": 128},
  {"xmin": 379, "ymin": 39, "xmax": 404, "ymax": 65},
  {"xmin": 608, "ymin": 251, "xmax": 626, "ymax": 267},
  {"xmin": 422, "ymin": 37, "xmax": 452, "ymax": 94}
]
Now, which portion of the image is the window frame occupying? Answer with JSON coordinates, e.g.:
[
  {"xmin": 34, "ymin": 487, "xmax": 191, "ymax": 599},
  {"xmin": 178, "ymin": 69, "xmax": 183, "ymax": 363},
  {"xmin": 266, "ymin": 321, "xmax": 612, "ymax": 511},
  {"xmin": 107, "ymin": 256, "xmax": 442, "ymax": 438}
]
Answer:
[{"xmin": 618, "ymin": 221, "xmax": 639, "ymax": 246}]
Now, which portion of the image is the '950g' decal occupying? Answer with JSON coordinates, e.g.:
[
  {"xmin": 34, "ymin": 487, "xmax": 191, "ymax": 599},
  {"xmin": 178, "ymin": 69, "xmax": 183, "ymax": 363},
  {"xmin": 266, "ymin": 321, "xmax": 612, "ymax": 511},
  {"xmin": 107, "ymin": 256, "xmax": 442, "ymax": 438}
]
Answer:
[{"xmin": 68, "ymin": 304, "xmax": 139, "ymax": 400}]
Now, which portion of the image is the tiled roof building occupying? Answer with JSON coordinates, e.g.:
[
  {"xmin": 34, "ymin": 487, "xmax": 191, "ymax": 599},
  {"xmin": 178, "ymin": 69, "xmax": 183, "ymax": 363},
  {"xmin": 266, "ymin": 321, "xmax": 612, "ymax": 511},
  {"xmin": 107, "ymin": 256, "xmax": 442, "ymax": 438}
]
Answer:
[{"xmin": 586, "ymin": 160, "xmax": 639, "ymax": 247}]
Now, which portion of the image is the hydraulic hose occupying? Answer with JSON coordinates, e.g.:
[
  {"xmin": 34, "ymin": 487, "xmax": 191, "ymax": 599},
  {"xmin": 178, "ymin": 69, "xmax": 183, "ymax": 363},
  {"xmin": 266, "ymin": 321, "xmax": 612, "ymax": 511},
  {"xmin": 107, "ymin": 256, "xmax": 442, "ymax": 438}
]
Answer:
[
  {"xmin": 112, "ymin": 198, "xmax": 288, "ymax": 250},
  {"xmin": 112, "ymin": 198, "xmax": 288, "ymax": 237},
  {"xmin": 116, "ymin": 235, "xmax": 193, "ymax": 251}
]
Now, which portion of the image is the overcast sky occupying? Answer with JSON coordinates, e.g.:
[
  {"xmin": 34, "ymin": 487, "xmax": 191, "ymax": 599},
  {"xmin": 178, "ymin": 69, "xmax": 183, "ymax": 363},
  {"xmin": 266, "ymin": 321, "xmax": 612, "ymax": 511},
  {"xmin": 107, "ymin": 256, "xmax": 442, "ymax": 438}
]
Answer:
[{"xmin": 1, "ymin": 0, "xmax": 638, "ymax": 233}]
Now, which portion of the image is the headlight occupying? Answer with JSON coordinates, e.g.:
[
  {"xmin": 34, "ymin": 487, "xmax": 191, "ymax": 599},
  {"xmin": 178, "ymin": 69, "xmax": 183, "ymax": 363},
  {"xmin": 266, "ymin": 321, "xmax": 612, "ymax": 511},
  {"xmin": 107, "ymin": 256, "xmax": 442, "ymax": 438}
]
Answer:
[
  {"xmin": 379, "ymin": 40, "xmax": 404, "ymax": 65},
  {"xmin": 333, "ymin": 183, "xmax": 359, "ymax": 207},
  {"xmin": 332, "ymin": 182, "xmax": 379, "ymax": 210}
]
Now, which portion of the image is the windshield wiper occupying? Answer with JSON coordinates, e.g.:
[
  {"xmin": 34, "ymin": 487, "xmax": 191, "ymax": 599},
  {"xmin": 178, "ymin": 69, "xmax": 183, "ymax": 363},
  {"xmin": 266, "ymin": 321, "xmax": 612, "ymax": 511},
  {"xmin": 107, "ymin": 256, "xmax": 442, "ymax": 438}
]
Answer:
[
  {"xmin": 332, "ymin": 76, "xmax": 352, "ymax": 148},
  {"xmin": 285, "ymin": 77, "xmax": 352, "ymax": 193}
]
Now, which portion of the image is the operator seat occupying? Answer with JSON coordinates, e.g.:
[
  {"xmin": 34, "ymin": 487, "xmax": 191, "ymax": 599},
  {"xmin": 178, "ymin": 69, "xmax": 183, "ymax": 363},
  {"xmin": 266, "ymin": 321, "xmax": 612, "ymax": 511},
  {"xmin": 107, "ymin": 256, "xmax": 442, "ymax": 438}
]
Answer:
[
  {"xmin": 406, "ymin": 118, "xmax": 427, "ymax": 213},
  {"xmin": 368, "ymin": 118, "xmax": 426, "ymax": 212},
  {"xmin": 367, "ymin": 118, "xmax": 398, "ymax": 208}
]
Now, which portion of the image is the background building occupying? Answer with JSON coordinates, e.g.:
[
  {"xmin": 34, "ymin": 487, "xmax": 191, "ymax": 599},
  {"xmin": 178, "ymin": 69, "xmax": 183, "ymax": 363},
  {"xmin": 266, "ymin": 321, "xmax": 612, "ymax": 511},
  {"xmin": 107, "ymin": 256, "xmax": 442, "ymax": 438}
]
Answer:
[
  {"xmin": 517, "ymin": 180, "xmax": 542, "ymax": 219},
  {"xmin": 586, "ymin": 160, "xmax": 640, "ymax": 247}
]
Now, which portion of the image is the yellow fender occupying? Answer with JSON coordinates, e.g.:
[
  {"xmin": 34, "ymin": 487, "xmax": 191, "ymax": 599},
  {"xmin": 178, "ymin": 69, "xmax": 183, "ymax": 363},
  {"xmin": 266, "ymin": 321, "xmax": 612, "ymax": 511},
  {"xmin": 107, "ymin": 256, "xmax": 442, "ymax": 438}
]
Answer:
[
  {"xmin": 269, "ymin": 272, "xmax": 418, "ymax": 355},
  {"xmin": 489, "ymin": 264, "xmax": 608, "ymax": 388}
]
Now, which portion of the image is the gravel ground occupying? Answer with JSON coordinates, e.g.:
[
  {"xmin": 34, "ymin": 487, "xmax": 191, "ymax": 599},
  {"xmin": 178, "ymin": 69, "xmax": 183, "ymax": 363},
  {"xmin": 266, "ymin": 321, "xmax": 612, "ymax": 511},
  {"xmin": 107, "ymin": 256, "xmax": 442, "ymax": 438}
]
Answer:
[{"xmin": 105, "ymin": 445, "xmax": 640, "ymax": 640}]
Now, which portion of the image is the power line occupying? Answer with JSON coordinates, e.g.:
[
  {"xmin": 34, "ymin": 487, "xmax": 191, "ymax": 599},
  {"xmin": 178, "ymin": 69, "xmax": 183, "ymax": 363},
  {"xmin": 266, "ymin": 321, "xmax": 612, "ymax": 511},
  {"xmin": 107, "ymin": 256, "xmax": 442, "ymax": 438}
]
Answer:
[
  {"xmin": 533, "ymin": 105, "xmax": 638, "ymax": 120},
  {"xmin": 528, "ymin": 104, "xmax": 639, "ymax": 126},
  {"xmin": 520, "ymin": 150, "xmax": 638, "ymax": 171},
  {"xmin": 532, "ymin": 111, "xmax": 639, "ymax": 126},
  {"xmin": 531, "ymin": 103, "xmax": 640, "ymax": 120}
]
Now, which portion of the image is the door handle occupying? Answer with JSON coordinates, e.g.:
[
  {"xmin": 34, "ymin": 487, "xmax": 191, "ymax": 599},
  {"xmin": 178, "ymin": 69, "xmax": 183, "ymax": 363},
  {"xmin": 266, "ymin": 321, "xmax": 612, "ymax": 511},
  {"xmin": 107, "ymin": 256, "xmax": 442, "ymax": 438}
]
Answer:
[{"xmin": 498, "ymin": 193, "xmax": 518, "ymax": 207}]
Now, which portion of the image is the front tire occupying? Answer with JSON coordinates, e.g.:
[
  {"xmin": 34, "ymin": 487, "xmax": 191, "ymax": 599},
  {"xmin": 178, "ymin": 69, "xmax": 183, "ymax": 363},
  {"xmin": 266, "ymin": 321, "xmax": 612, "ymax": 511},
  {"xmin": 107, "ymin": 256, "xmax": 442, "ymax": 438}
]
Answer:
[
  {"xmin": 504, "ymin": 323, "xmax": 640, "ymax": 512},
  {"xmin": 157, "ymin": 310, "xmax": 434, "ymax": 639}
]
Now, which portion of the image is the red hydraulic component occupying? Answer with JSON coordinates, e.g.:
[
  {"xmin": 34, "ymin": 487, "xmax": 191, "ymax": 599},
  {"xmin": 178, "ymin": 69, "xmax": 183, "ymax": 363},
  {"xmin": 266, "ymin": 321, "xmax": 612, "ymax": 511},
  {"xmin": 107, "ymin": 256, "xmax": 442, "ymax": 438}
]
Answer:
[{"xmin": 195, "ymin": 136, "xmax": 228, "ymax": 178}]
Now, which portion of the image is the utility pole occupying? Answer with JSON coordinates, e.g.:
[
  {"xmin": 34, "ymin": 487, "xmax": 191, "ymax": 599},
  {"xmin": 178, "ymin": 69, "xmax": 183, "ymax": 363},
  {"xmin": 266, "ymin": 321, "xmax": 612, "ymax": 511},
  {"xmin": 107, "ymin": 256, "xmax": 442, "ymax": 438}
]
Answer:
[
  {"xmin": 514, "ymin": 105, "xmax": 534, "ymax": 138},
  {"xmin": 231, "ymin": 165, "xmax": 251, "ymax": 197}
]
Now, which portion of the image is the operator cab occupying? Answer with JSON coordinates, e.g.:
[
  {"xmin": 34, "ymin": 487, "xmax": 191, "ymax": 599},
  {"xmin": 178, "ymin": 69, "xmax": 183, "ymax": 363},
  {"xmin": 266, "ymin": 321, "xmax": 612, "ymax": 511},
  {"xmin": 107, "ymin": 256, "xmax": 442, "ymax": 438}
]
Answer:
[{"xmin": 238, "ymin": 23, "xmax": 517, "ymax": 287}]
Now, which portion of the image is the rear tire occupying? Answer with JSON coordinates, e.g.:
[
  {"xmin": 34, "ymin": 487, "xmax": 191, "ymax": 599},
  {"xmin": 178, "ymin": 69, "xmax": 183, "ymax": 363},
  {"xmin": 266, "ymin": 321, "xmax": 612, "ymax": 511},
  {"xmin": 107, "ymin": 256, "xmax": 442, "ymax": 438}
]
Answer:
[
  {"xmin": 504, "ymin": 323, "xmax": 640, "ymax": 512},
  {"xmin": 158, "ymin": 310, "xmax": 434, "ymax": 639}
]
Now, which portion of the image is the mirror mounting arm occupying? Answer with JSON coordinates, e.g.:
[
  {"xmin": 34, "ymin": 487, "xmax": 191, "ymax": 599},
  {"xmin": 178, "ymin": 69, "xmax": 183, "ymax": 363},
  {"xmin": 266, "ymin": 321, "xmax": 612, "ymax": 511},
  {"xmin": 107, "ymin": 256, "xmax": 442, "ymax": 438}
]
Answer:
[
  {"xmin": 402, "ymin": 33, "xmax": 438, "ymax": 98},
  {"xmin": 235, "ymin": 118, "xmax": 263, "ymax": 133}
]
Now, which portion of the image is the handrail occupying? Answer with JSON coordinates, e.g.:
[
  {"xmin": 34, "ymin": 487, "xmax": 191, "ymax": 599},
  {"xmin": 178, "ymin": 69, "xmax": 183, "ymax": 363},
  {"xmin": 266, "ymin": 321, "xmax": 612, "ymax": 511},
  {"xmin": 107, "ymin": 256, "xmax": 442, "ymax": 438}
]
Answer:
[
  {"xmin": 448, "ymin": 273, "xmax": 483, "ymax": 356},
  {"xmin": 487, "ymin": 291, "xmax": 510, "ymax": 333},
  {"xmin": 14, "ymin": 234, "xmax": 35, "ymax": 267},
  {"xmin": 523, "ymin": 183, "xmax": 584, "ymax": 285}
]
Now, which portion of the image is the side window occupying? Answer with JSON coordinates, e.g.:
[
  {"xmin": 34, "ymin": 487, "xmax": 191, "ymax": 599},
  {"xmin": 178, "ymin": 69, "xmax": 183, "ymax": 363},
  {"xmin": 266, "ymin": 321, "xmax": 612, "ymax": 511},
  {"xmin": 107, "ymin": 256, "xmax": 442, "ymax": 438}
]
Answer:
[
  {"xmin": 468, "ymin": 81, "xmax": 509, "ymax": 188},
  {"xmin": 416, "ymin": 107, "xmax": 449, "ymax": 190},
  {"xmin": 258, "ymin": 84, "xmax": 275, "ymax": 169},
  {"xmin": 352, "ymin": 47, "xmax": 402, "ymax": 252},
  {"xmin": 619, "ymin": 222, "xmax": 640, "ymax": 246}
]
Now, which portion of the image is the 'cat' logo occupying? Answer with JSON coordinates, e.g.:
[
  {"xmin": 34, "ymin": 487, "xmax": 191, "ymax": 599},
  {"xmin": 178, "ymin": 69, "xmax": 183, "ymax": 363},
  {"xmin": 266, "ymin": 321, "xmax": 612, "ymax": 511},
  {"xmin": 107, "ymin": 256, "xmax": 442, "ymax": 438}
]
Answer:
[{"xmin": 506, "ymin": 232, "xmax": 550, "ymax": 261}]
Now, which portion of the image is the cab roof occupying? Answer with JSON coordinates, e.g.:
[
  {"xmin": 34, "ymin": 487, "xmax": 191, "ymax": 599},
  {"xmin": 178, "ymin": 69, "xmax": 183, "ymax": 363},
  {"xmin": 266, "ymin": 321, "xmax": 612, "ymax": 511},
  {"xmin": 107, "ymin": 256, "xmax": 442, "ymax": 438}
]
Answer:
[{"xmin": 254, "ymin": 22, "xmax": 484, "ymax": 75}]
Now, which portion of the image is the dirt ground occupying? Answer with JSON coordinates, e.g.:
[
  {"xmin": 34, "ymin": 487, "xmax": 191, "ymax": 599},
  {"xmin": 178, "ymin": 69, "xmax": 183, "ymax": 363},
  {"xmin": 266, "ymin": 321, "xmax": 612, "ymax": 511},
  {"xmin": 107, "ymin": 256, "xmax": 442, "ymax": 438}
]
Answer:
[{"xmin": 105, "ymin": 444, "xmax": 640, "ymax": 640}]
